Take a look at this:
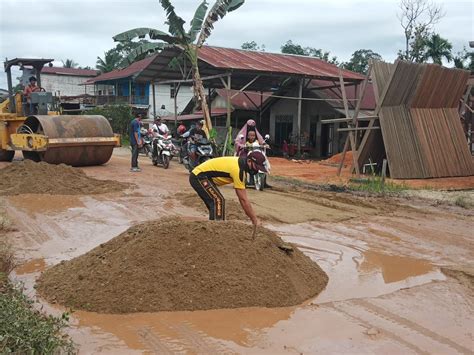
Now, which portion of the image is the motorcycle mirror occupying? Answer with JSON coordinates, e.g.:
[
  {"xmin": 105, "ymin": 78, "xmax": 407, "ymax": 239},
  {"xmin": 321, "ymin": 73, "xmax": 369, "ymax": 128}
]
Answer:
[{"xmin": 265, "ymin": 134, "xmax": 270, "ymax": 140}]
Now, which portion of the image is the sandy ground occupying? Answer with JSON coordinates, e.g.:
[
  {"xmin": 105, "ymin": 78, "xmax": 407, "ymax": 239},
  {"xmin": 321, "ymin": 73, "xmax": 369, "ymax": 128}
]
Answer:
[
  {"xmin": 270, "ymin": 157, "xmax": 474, "ymax": 190},
  {"xmin": 2, "ymin": 148, "xmax": 474, "ymax": 354}
]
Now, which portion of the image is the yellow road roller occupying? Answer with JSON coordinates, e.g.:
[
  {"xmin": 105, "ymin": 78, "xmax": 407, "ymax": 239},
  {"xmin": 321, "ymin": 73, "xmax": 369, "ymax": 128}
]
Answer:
[{"xmin": 0, "ymin": 58, "xmax": 120, "ymax": 166}]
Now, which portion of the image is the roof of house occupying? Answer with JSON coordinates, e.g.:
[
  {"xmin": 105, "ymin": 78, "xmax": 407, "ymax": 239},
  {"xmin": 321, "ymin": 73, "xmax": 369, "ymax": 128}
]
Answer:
[
  {"xmin": 42, "ymin": 67, "xmax": 98, "ymax": 77},
  {"xmin": 84, "ymin": 55, "xmax": 158, "ymax": 84},
  {"xmin": 197, "ymin": 46, "xmax": 364, "ymax": 80},
  {"xmin": 215, "ymin": 89, "xmax": 272, "ymax": 111},
  {"xmin": 309, "ymin": 79, "xmax": 376, "ymax": 110}
]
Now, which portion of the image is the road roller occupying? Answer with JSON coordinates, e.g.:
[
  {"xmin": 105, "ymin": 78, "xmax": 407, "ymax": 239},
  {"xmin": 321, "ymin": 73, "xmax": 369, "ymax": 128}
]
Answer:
[{"xmin": 0, "ymin": 58, "xmax": 120, "ymax": 166}]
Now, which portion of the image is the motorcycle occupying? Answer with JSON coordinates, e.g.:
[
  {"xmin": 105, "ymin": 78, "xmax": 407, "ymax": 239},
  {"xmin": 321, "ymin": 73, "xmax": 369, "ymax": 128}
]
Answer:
[
  {"xmin": 151, "ymin": 133, "xmax": 173, "ymax": 169},
  {"xmin": 183, "ymin": 137, "xmax": 214, "ymax": 172},
  {"xmin": 133, "ymin": 127, "xmax": 153, "ymax": 158},
  {"xmin": 244, "ymin": 135, "xmax": 271, "ymax": 191}
]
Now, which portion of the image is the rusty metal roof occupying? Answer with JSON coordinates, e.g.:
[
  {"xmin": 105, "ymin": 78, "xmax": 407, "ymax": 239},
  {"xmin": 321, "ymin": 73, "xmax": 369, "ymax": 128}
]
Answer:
[
  {"xmin": 42, "ymin": 66, "xmax": 98, "ymax": 77},
  {"xmin": 84, "ymin": 55, "xmax": 158, "ymax": 84},
  {"xmin": 197, "ymin": 46, "xmax": 364, "ymax": 80}
]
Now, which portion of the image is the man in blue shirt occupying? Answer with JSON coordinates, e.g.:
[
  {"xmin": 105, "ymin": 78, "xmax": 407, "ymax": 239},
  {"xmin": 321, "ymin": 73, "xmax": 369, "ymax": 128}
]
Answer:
[{"xmin": 130, "ymin": 114, "xmax": 143, "ymax": 172}]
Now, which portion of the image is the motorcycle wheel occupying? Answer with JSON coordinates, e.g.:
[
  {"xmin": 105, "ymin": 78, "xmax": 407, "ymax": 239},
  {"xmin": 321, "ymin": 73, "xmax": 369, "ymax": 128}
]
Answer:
[
  {"xmin": 162, "ymin": 155, "xmax": 170, "ymax": 169},
  {"xmin": 144, "ymin": 145, "xmax": 152, "ymax": 159}
]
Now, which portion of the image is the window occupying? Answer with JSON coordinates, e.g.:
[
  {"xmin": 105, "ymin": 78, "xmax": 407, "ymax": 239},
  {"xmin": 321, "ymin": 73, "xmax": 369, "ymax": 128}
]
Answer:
[{"xmin": 170, "ymin": 86, "xmax": 176, "ymax": 99}]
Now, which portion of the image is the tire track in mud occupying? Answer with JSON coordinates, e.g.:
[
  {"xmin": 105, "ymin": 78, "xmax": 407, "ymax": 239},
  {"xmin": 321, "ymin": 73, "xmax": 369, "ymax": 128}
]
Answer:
[
  {"xmin": 332, "ymin": 299, "xmax": 472, "ymax": 354},
  {"xmin": 137, "ymin": 321, "xmax": 235, "ymax": 354}
]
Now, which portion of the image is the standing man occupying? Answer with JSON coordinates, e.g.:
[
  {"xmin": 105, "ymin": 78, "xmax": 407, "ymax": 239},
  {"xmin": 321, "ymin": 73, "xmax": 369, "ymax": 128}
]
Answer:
[
  {"xmin": 23, "ymin": 76, "xmax": 41, "ymax": 114},
  {"xmin": 189, "ymin": 151, "xmax": 268, "ymax": 227},
  {"xmin": 130, "ymin": 114, "xmax": 143, "ymax": 172}
]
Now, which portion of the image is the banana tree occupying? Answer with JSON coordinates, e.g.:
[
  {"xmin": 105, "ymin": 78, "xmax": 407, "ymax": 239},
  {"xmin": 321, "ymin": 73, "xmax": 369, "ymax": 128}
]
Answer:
[{"xmin": 113, "ymin": 0, "xmax": 244, "ymax": 132}]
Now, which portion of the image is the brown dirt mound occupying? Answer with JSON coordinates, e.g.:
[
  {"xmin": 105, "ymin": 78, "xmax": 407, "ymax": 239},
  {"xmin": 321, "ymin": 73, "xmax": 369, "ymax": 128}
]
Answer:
[
  {"xmin": 175, "ymin": 192, "xmax": 250, "ymax": 221},
  {"xmin": 37, "ymin": 218, "xmax": 328, "ymax": 313},
  {"xmin": 0, "ymin": 160, "xmax": 130, "ymax": 196},
  {"xmin": 321, "ymin": 151, "xmax": 353, "ymax": 166}
]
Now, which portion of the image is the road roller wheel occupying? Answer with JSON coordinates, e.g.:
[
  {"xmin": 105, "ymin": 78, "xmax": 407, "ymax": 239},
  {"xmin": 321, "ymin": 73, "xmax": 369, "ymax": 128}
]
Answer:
[
  {"xmin": 22, "ymin": 151, "xmax": 43, "ymax": 162},
  {"xmin": 0, "ymin": 149, "xmax": 14, "ymax": 162}
]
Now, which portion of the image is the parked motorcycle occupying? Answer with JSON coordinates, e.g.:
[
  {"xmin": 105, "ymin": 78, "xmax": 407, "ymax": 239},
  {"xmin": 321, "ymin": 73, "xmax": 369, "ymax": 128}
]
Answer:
[
  {"xmin": 151, "ymin": 133, "xmax": 173, "ymax": 169},
  {"xmin": 183, "ymin": 137, "xmax": 214, "ymax": 172},
  {"xmin": 133, "ymin": 127, "xmax": 153, "ymax": 157}
]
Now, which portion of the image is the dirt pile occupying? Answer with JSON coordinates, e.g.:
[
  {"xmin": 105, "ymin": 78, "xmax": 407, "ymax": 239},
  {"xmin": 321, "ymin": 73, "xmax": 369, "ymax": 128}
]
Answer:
[
  {"xmin": 320, "ymin": 151, "xmax": 353, "ymax": 166},
  {"xmin": 175, "ymin": 192, "xmax": 251, "ymax": 221},
  {"xmin": 37, "ymin": 218, "xmax": 328, "ymax": 313},
  {"xmin": 0, "ymin": 161, "xmax": 130, "ymax": 196}
]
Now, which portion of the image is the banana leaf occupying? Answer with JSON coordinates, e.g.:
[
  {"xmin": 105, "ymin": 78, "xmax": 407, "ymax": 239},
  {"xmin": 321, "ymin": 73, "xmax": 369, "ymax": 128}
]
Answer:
[
  {"xmin": 197, "ymin": 0, "xmax": 244, "ymax": 46},
  {"xmin": 113, "ymin": 27, "xmax": 179, "ymax": 44},
  {"xmin": 188, "ymin": 0, "xmax": 209, "ymax": 42},
  {"xmin": 120, "ymin": 42, "xmax": 170, "ymax": 67},
  {"xmin": 159, "ymin": 0, "xmax": 187, "ymax": 39}
]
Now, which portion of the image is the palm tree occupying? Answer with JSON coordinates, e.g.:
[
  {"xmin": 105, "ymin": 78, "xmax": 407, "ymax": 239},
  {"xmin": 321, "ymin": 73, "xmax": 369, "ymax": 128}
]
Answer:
[
  {"xmin": 423, "ymin": 33, "xmax": 453, "ymax": 65},
  {"xmin": 113, "ymin": 0, "xmax": 245, "ymax": 131},
  {"xmin": 62, "ymin": 59, "xmax": 78, "ymax": 68},
  {"xmin": 96, "ymin": 50, "xmax": 122, "ymax": 73}
]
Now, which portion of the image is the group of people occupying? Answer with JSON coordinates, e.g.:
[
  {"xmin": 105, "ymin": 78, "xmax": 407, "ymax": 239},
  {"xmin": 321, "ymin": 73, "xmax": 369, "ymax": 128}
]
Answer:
[{"xmin": 129, "ymin": 115, "xmax": 269, "ymax": 228}]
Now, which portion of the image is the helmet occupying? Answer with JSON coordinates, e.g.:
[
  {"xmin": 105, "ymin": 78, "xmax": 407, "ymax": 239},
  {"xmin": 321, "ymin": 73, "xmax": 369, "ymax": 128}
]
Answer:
[
  {"xmin": 198, "ymin": 119, "xmax": 205, "ymax": 126},
  {"xmin": 246, "ymin": 119, "xmax": 256, "ymax": 127}
]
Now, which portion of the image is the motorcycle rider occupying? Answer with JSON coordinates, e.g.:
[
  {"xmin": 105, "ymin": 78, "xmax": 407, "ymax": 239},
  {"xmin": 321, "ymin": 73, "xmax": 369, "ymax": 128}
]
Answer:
[
  {"xmin": 187, "ymin": 120, "xmax": 208, "ymax": 168},
  {"xmin": 151, "ymin": 117, "xmax": 169, "ymax": 136},
  {"xmin": 189, "ymin": 151, "xmax": 267, "ymax": 228}
]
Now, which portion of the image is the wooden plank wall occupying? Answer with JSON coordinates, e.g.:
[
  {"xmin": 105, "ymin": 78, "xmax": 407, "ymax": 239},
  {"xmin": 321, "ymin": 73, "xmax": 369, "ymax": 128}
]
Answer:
[{"xmin": 370, "ymin": 61, "xmax": 474, "ymax": 179}]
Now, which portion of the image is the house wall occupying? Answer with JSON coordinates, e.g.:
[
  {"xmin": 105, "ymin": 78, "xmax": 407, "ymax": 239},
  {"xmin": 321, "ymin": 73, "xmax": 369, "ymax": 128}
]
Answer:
[
  {"xmin": 148, "ymin": 83, "xmax": 194, "ymax": 118},
  {"xmin": 41, "ymin": 74, "xmax": 95, "ymax": 96},
  {"xmin": 269, "ymin": 89, "xmax": 344, "ymax": 157}
]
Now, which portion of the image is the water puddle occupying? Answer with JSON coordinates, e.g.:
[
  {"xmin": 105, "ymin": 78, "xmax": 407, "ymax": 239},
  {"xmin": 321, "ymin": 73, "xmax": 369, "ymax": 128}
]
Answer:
[
  {"xmin": 15, "ymin": 258, "xmax": 46, "ymax": 275},
  {"xmin": 7, "ymin": 194, "xmax": 84, "ymax": 215},
  {"xmin": 359, "ymin": 250, "xmax": 433, "ymax": 283}
]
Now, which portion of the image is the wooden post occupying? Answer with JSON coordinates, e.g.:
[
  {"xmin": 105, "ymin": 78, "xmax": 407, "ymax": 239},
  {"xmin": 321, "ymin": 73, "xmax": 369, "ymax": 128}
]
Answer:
[
  {"xmin": 223, "ymin": 74, "xmax": 232, "ymax": 156},
  {"xmin": 173, "ymin": 83, "xmax": 178, "ymax": 129},
  {"xmin": 152, "ymin": 81, "xmax": 156, "ymax": 118},
  {"xmin": 381, "ymin": 159, "xmax": 387, "ymax": 184},
  {"xmin": 297, "ymin": 78, "xmax": 303, "ymax": 156},
  {"xmin": 129, "ymin": 80, "xmax": 132, "ymax": 104}
]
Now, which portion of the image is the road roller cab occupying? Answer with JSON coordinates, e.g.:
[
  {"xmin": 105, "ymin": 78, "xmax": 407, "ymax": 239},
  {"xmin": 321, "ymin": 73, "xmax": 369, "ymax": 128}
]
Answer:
[{"xmin": 0, "ymin": 57, "xmax": 120, "ymax": 166}]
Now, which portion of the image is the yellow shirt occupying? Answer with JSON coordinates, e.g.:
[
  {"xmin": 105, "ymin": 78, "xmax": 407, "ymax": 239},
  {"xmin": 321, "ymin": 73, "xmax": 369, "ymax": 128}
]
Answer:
[{"xmin": 192, "ymin": 157, "xmax": 246, "ymax": 189}]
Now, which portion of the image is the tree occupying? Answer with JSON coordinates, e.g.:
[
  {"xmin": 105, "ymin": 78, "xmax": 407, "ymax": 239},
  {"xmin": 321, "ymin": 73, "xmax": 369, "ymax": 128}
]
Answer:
[
  {"xmin": 343, "ymin": 49, "xmax": 382, "ymax": 74},
  {"xmin": 423, "ymin": 33, "xmax": 453, "ymax": 64},
  {"xmin": 62, "ymin": 59, "xmax": 78, "ymax": 68},
  {"xmin": 281, "ymin": 40, "xmax": 339, "ymax": 65},
  {"xmin": 453, "ymin": 47, "xmax": 474, "ymax": 71},
  {"xmin": 113, "ymin": 0, "xmax": 245, "ymax": 138},
  {"xmin": 96, "ymin": 49, "xmax": 123, "ymax": 73},
  {"xmin": 241, "ymin": 41, "xmax": 265, "ymax": 51},
  {"xmin": 397, "ymin": 0, "xmax": 444, "ymax": 62}
]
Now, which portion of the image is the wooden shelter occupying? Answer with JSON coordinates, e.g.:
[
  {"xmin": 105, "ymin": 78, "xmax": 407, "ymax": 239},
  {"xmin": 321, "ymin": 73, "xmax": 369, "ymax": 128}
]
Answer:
[{"xmin": 356, "ymin": 61, "xmax": 474, "ymax": 179}]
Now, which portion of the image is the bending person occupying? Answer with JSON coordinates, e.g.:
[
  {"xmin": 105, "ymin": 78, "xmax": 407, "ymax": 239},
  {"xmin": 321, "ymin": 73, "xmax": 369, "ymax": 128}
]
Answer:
[{"xmin": 189, "ymin": 151, "xmax": 267, "ymax": 225}]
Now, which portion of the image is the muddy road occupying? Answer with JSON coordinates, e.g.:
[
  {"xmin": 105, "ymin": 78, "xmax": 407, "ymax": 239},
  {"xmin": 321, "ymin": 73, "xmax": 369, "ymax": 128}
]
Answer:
[{"xmin": 3, "ymin": 149, "xmax": 474, "ymax": 354}]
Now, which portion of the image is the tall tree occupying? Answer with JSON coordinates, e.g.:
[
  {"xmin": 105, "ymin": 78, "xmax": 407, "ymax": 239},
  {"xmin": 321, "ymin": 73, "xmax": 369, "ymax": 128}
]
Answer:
[
  {"xmin": 343, "ymin": 49, "xmax": 382, "ymax": 74},
  {"xmin": 62, "ymin": 59, "xmax": 78, "ymax": 68},
  {"xmin": 397, "ymin": 0, "xmax": 444, "ymax": 62},
  {"xmin": 453, "ymin": 47, "xmax": 474, "ymax": 71},
  {"xmin": 423, "ymin": 33, "xmax": 453, "ymax": 64},
  {"xmin": 113, "ymin": 0, "xmax": 245, "ymax": 135},
  {"xmin": 281, "ymin": 40, "xmax": 338, "ymax": 65},
  {"xmin": 241, "ymin": 41, "xmax": 265, "ymax": 51},
  {"xmin": 96, "ymin": 49, "xmax": 123, "ymax": 73}
]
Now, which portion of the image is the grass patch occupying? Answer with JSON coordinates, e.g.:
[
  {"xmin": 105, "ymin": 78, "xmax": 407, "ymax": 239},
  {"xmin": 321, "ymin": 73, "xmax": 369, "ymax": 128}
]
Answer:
[
  {"xmin": 348, "ymin": 176, "xmax": 408, "ymax": 194},
  {"xmin": 454, "ymin": 195, "xmax": 474, "ymax": 209},
  {"xmin": 0, "ymin": 215, "xmax": 75, "ymax": 354}
]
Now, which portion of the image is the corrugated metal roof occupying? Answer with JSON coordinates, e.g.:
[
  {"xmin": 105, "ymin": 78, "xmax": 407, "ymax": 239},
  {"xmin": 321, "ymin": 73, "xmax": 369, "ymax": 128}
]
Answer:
[
  {"xmin": 42, "ymin": 66, "xmax": 98, "ymax": 77},
  {"xmin": 198, "ymin": 46, "xmax": 364, "ymax": 80},
  {"xmin": 215, "ymin": 89, "xmax": 271, "ymax": 110},
  {"xmin": 310, "ymin": 79, "xmax": 376, "ymax": 110},
  {"xmin": 84, "ymin": 55, "xmax": 158, "ymax": 84}
]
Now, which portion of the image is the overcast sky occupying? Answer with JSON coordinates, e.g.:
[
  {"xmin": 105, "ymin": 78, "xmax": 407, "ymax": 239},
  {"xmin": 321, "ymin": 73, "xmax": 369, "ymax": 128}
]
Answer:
[{"xmin": 0, "ymin": 0, "xmax": 472, "ymax": 89}]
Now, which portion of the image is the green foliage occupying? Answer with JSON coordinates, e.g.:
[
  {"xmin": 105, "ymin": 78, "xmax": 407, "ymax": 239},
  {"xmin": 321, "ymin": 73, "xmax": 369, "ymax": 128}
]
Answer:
[
  {"xmin": 96, "ymin": 49, "xmax": 122, "ymax": 73},
  {"xmin": 0, "ymin": 282, "xmax": 74, "ymax": 354},
  {"xmin": 61, "ymin": 59, "xmax": 78, "ymax": 68},
  {"xmin": 188, "ymin": 1, "xmax": 209, "ymax": 42},
  {"xmin": 281, "ymin": 40, "xmax": 339, "ymax": 65},
  {"xmin": 343, "ymin": 49, "xmax": 382, "ymax": 74},
  {"xmin": 88, "ymin": 105, "xmax": 133, "ymax": 137},
  {"xmin": 241, "ymin": 41, "xmax": 265, "ymax": 51},
  {"xmin": 454, "ymin": 195, "xmax": 473, "ymax": 209},
  {"xmin": 423, "ymin": 33, "xmax": 453, "ymax": 64},
  {"xmin": 453, "ymin": 47, "xmax": 474, "ymax": 71},
  {"xmin": 348, "ymin": 177, "xmax": 407, "ymax": 194}
]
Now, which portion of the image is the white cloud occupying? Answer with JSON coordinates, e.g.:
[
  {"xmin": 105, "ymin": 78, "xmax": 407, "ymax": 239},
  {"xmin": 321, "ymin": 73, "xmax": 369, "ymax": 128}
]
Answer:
[{"xmin": 0, "ymin": 0, "xmax": 472, "ymax": 89}]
